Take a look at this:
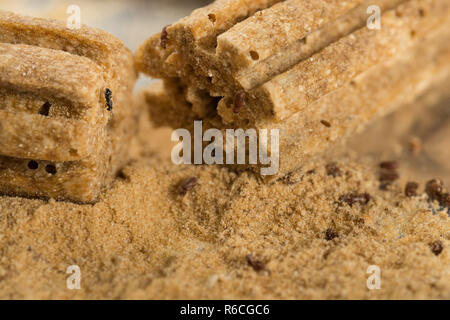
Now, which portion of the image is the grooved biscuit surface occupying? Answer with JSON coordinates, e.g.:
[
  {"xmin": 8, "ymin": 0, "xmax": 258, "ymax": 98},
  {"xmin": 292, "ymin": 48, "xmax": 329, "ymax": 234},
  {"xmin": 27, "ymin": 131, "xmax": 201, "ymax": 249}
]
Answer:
[
  {"xmin": 137, "ymin": 0, "xmax": 450, "ymax": 125},
  {"xmin": 143, "ymin": 15, "xmax": 450, "ymax": 177},
  {"xmin": 0, "ymin": 110, "xmax": 95, "ymax": 161},
  {"xmin": 0, "ymin": 11, "xmax": 136, "ymax": 203},
  {"xmin": 138, "ymin": 0, "xmax": 450, "ymax": 177}
]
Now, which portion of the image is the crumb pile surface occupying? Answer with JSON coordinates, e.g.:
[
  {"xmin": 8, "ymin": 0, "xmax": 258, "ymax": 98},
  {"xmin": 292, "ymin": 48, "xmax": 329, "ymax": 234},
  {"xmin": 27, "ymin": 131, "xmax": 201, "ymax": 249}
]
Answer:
[{"xmin": 0, "ymin": 144, "xmax": 448, "ymax": 299}]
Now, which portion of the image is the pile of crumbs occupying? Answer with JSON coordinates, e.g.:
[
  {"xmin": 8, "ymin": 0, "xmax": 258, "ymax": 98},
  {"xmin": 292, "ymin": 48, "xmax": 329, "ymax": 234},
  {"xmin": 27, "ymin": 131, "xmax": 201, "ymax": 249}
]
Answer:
[{"xmin": 0, "ymin": 154, "xmax": 448, "ymax": 299}]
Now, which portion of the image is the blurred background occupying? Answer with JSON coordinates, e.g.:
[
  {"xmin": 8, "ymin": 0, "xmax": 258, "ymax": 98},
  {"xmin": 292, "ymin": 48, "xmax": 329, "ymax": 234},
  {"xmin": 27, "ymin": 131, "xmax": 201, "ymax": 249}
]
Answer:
[{"xmin": 2, "ymin": 0, "xmax": 449, "ymax": 186}]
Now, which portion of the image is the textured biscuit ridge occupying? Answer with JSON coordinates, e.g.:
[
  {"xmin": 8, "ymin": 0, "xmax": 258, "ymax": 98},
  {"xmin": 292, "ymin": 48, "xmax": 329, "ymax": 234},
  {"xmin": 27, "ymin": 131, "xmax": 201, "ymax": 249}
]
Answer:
[{"xmin": 0, "ymin": 11, "xmax": 137, "ymax": 202}]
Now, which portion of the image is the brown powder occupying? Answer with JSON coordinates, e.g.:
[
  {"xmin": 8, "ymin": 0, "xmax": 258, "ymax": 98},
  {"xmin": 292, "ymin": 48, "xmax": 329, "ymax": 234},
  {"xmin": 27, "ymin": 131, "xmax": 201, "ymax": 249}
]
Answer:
[
  {"xmin": 0, "ymin": 108, "xmax": 448, "ymax": 300},
  {"xmin": 1, "ymin": 149, "xmax": 447, "ymax": 300}
]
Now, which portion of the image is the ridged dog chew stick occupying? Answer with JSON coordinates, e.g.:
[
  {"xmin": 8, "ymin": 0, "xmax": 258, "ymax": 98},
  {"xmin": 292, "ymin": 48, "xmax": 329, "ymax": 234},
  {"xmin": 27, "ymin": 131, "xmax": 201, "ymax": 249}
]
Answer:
[
  {"xmin": 0, "ymin": 140, "xmax": 110, "ymax": 203},
  {"xmin": 0, "ymin": 111, "xmax": 95, "ymax": 161},
  {"xmin": 0, "ymin": 12, "xmax": 136, "ymax": 203},
  {"xmin": 0, "ymin": 43, "xmax": 105, "ymax": 161},
  {"xmin": 233, "ymin": 0, "xmax": 450, "ymax": 123},
  {"xmin": 266, "ymin": 17, "xmax": 450, "ymax": 177},
  {"xmin": 137, "ymin": 0, "xmax": 450, "ymax": 126},
  {"xmin": 236, "ymin": 0, "xmax": 409, "ymax": 91},
  {"xmin": 142, "ymin": 13, "xmax": 450, "ymax": 177},
  {"xmin": 0, "ymin": 10, "xmax": 136, "ymax": 93},
  {"xmin": 136, "ymin": 0, "xmax": 365, "ymax": 95},
  {"xmin": 138, "ymin": 0, "xmax": 449, "ymax": 119},
  {"xmin": 135, "ymin": 0, "xmax": 283, "ymax": 78},
  {"xmin": 136, "ymin": 0, "xmax": 409, "ymax": 91},
  {"xmin": 136, "ymin": 0, "xmax": 449, "ymax": 126}
]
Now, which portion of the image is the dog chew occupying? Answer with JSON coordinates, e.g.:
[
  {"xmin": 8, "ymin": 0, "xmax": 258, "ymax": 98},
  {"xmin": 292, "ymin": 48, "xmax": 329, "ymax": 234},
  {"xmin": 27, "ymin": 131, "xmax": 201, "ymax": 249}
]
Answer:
[
  {"xmin": 141, "ymin": 0, "xmax": 450, "ymax": 176},
  {"xmin": 136, "ymin": 0, "xmax": 450, "ymax": 126},
  {"xmin": 0, "ymin": 11, "xmax": 136, "ymax": 203}
]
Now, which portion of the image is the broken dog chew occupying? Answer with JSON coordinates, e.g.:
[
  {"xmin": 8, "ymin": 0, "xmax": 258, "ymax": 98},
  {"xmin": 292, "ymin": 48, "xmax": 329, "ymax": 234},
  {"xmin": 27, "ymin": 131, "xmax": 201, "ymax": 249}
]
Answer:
[
  {"xmin": 142, "ymin": 3, "xmax": 450, "ymax": 176},
  {"xmin": 0, "ymin": 11, "xmax": 136, "ymax": 203},
  {"xmin": 136, "ymin": 0, "xmax": 448, "ymax": 125}
]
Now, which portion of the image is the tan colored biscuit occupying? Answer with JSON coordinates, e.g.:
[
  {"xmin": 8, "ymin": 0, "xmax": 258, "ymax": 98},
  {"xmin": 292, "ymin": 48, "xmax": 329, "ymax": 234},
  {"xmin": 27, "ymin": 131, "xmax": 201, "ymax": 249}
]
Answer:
[
  {"xmin": 143, "ymin": 16, "xmax": 450, "ymax": 177},
  {"xmin": 0, "ymin": 111, "xmax": 95, "ymax": 161},
  {"xmin": 136, "ymin": 0, "xmax": 446, "ymax": 126},
  {"xmin": 259, "ymin": 17, "xmax": 450, "ymax": 177},
  {"xmin": 0, "ymin": 87, "xmax": 137, "ymax": 203},
  {"xmin": 135, "ymin": 0, "xmax": 283, "ymax": 79},
  {"xmin": 0, "ymin": 43, "xmax": 106, "ymax": 161},
  {"xmin": 235, "ymin": 0, "xmax": 407, "ymax": 90},
  {"xmin": 237, "ymin": 0, "xmax": 450, "ymax": 123},
  {"xmin": 0, "ymin": 10, "xmax": 136, "ymax": 94},
  {"xmin": 143, "ymin": 81, "xmax": 186, "ymax": 128},
  {"xmin": 0, "ymin": 139, "xmax": 109, "ymax": 203},
  {"xmin": 0, "ymin": 12, "xmax": 136, "ymax": 203}
]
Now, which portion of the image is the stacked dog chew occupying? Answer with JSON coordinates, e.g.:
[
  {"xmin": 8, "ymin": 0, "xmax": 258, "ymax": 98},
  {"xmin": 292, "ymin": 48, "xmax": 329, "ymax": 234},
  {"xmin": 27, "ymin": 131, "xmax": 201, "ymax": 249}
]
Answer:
[
  {"xmin": 136, "ymin": 0, "xmax": 450, "ymax": 176},
  {"xmin": 0, "ymin": 11, "xmax": 136, "ymax": 202}
]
